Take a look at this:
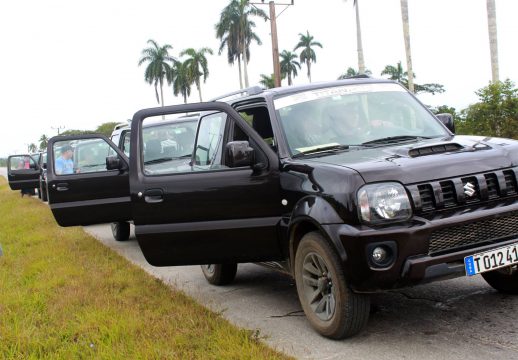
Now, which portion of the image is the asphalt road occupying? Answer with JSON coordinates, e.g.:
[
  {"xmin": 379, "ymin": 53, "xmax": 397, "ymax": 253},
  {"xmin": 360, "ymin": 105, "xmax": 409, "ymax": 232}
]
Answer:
[{"xmin": 2, "ymin": 168, "xmax": 518, "ymax": 359}]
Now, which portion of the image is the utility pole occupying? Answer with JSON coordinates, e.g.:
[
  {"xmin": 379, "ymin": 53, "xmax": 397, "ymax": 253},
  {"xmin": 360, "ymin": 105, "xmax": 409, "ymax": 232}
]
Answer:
[
  {"xmin": 51, "ymin": 125, "xmax": 65, "ymax": 135},
  {"xmin": 251, "ymin": 1, "xmax": 294, "ymax": 88}
]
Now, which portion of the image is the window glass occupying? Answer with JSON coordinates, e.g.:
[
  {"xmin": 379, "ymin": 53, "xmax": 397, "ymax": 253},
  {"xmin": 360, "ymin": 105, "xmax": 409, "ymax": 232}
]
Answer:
[
  {"xmin": 193, "ymin": 112, "xmax": 227, "ymax": 170},
  {"xmin": 9, "ymin": 155, "xmax": 36, "ymax": 171},
  {"xmin": 275, "ymin": 83, "xmax": 448, "ymax": 155},
  {"xmin": 141, "ymin": 117, "xmax": 198, "ymax": 175},
  {"xmin": 53, "ymin": 138, "xmax": 117, "ymax": 175},
  {"xmin": 122, "ymin": 132, "xmax": 131, "ymax": 157}
]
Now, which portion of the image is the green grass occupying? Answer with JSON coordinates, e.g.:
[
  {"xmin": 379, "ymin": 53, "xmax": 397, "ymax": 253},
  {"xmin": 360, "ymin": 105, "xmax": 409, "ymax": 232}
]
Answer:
[{"xmin": 0, "ymin": 178, "xmax": 291, "ymax": 359}]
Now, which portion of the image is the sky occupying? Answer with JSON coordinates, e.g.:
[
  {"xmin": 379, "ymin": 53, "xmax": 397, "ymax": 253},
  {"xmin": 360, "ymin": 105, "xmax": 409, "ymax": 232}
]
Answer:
[{"xmin": 1, "ymin": 0, "xmax": 517, "ymax": 156}]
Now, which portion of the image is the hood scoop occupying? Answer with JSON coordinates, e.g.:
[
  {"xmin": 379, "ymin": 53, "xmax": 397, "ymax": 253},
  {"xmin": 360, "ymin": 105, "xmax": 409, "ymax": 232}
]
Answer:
[{"xmin": 408, "ymin": 143, "xmax": 463, "ymax": 158}]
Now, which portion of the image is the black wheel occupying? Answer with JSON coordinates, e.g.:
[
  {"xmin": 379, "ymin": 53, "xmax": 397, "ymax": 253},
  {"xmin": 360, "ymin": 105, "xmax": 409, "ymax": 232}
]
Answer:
[
  {"xmin": 111, "ymin": 221, "xmax": 130, "ymax": 242},
  {"xmin": 40, "ymin": 181, "xmax": 48, "ymax": 202},
  {"xmin": 482, "ymin": 265, "xmax": 518, "ymax": 294},
  {"xmin": 201, "ymin": 264, "xmax": 237, "ymax": 285},
  {"xmin": 294, "ymin": 231, "xmax": 370, "ymax": 339}
]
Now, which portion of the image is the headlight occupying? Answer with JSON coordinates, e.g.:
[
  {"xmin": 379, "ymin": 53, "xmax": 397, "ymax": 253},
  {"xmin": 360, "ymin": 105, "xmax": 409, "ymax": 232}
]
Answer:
[{"xmin": 358, "ymin": 182, "xmax": 412, "ymax": 224}]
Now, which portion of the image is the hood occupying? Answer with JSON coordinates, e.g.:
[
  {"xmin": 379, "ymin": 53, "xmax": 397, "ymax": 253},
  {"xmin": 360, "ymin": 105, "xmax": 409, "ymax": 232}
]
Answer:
[{"xmin": 303, "ymin": 135, "xmax": 518, "ymax": 184}]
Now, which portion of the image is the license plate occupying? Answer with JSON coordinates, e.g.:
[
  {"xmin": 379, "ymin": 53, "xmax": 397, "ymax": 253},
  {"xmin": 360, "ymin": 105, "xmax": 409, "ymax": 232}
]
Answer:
[{"xmin": 464, "ymin": 242, "xmax": 518, "ymax": 276}]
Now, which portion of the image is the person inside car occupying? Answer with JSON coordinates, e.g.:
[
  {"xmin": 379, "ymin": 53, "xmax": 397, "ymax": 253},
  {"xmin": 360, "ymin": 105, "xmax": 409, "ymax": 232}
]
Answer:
[{"xmin": 55, "ymin": 145, "xmax": 74, "ymax": 175}]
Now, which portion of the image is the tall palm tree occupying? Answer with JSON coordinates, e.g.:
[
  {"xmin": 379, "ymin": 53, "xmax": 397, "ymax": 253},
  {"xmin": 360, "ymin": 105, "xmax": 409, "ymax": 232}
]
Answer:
[
  {"xmin": 138, "ymin": 39, "xmax": 176, "ymax": 107},
  {"xmin": 217, "ymin": 30, "xmax": 242, "ymax": 88},
  {"xmin": 346, "ymin": 0, "xmax": 366, "ymax": 74},
  {"xmin": 486, "ymin": 0, "xmax": 499, "ymax": 83},
  {"xmin": 173, "ymin": 60, "xmax": 192, "ymax": 104},
  {"xmin": 28, "ymin": 143, "xmax": 37, "ymax": 153},
  {"xmin": 280, "ymin": 50, "xmax": 300, "ymax": 86},
  {"xmin": 400, "ymin": 0, "xmax": 414, "ymax": 93},
  {"xmin": 38, "ymin": 134, "xmax": 49, "ymax": 151},
  {"xmin": 294, "ymin": 31, "xmax": 323, "ymax": 83},
  {"xmin": 180, "ymin": 47, "xmax": 213, "ymax": 101},
  {"xmin": 215, "ymin": 0, "xmax": 267, "ymax": 88}
]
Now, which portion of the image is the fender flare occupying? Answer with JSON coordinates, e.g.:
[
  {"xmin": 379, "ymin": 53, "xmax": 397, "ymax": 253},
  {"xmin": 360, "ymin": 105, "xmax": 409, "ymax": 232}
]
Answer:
[{"xmin": 288, "ymin": 196, "xmax": 348, "ymax": 265}]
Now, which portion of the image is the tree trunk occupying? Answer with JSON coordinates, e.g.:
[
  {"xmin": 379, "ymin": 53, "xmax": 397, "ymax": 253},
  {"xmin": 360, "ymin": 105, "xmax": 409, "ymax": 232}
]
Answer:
[
  {"xmin": 288, "ymin": 73, "xmax": 292, "ymax": 86},
  {"xmin": 486, "ymin": 0, "xmax": 499, "ymax": 83},
  {"xmin": 197, "ymin": 79, "xmax": 203, "ymax": 102},
  {"xmin": 355, "ymin": 0, "xmax": 366, "ymax": 74},
  {"xmin": 307, "ymin": 61, "xmax": 312, "ymax": 83},
  {"xmin": 237, "ymin": 56, "xmax": 243, "ymax": 89},
  {"xmin": 400, "ymin": 0, "xmax": 414, "ymax": 93},
  {"xmin": 160, "ymin": 79, "xmax": 165, "ymax": 120},
  {"xmin": 242, "ymin": 43, "xmax": 249, "ymax": 88}
]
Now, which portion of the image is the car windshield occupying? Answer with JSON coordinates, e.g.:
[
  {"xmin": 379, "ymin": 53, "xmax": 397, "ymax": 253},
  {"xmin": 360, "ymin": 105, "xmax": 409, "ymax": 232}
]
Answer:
[{"xmin": 274, "ymin": 83, "xmax": 449, "ymax": 156}]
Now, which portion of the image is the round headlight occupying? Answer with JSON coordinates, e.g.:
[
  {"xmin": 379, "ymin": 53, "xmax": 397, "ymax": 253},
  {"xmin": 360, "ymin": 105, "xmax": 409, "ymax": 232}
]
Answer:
[{"xmin": 357, "ymin": 182, "xmax": 412, "ymax": 224}]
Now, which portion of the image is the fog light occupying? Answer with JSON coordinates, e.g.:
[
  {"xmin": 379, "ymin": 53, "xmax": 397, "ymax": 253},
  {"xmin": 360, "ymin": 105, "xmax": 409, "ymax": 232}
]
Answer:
[{"xmin": 372, "ymin": 246, "xmax": 388, "ymax": 264}]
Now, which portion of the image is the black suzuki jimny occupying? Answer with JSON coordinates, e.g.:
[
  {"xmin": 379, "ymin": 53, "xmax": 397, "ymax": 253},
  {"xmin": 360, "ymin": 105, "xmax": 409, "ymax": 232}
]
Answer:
[{"xmin": 8, "ymin": 78, "xmax": 518, "ymax": 339}]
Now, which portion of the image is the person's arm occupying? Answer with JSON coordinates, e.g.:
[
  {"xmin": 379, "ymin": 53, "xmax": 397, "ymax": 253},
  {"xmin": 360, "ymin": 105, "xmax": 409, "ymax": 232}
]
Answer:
[{"xmin": 55, "ymin": 157, "xmax": 63, "ymax": 175}]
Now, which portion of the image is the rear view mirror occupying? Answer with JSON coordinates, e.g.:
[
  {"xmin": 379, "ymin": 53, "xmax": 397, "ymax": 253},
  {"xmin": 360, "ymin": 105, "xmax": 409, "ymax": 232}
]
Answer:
[
  {"xmin": 436, "ymin": 113, "xmax": 455, "ymax": 134},
  {"xmin": 225, "ymin": 141, "xmax": 255, "ymax": 168},
  {"xmin": 106, "ymin": 156, "xmax": 126, "ymax": 171}
]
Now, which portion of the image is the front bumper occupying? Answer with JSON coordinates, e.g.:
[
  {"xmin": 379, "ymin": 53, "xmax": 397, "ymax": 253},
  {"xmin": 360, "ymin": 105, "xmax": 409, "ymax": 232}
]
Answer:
[{"xmin": 323, "ymin": 198, "xmax": 518, "ymax": 292}]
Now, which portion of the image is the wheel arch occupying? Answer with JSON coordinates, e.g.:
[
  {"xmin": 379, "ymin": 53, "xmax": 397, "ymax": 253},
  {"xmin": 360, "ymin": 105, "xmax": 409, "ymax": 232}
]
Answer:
[{"xmin": 288, "ymin": 196, "xmax": 348, "ymax": 270}]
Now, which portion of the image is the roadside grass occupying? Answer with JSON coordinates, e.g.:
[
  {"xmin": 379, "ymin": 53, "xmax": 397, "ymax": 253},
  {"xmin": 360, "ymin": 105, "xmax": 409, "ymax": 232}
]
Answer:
[{"xmin": 0, "ymin": 179, "xmax": 291, "ymax": 359}]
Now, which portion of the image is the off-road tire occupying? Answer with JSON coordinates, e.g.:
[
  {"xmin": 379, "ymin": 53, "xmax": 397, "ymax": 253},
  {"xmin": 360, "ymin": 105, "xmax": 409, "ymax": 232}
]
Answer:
[
  {"xmin": 201, "ymin": 264, "xmax": 238, "ymax": 285},
  {"xmin": 111, "ymin": 221, "xmax": 130, "ymax": 242},
  {"xmin": 294, "ymin": 231, "xmax": 370, "ymax": 339}
]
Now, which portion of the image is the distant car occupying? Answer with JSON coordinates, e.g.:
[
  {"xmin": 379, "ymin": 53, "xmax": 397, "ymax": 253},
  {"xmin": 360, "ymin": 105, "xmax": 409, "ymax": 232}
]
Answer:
[
  {"xmin": 38, "ymin": 152, "xmax": 48, "ymax": 201},
  {"xmin": 6, "ymin": 153, "xmax": 40, "ymax": 195}
]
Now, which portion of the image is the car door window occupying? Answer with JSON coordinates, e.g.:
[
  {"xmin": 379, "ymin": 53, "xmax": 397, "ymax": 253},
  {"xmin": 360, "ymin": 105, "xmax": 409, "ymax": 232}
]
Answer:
[
  {"xmin": 53, "ymin": 138, "xmax": 118, "ymax": 175},
  {"xmin": 9, "ymin": 155, "xmax": 37, "ymax": 170},
  {"xmin": 193, "ymin": 112, "xmax": 227, "ymax": 171}
]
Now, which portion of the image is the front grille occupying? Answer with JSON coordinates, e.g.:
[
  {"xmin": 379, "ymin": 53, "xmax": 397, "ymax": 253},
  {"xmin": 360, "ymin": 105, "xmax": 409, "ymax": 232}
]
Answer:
[
  {"xmin": 428, "ymin": 211, "xmax": 518, "ymax": 254},
  {"xmin": 408, "ymin": 168, "xmax": 518, "ymax": 214}
]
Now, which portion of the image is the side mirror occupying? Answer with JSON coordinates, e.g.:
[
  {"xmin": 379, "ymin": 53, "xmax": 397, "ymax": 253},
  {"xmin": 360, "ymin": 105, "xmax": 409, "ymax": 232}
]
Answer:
[
  {"xmin": 436, "ymin": 113, "xmax": 455, "ymax": 134},
  {"xmin": 106, "ymin": 155, "xmax": 125, "ymax": 171},
  {"xmin": 42, "ymin": 162, "xmax": 47, "ymax": 170},
  {"xmin": 225, "ymin": 141, "xmax": 255, "ymax": 168}
]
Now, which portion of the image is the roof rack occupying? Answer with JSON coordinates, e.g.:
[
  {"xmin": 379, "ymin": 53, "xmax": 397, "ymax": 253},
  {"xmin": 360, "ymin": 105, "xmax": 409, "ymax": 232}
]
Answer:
[
  {"xmin": 210, "ymin": 86, "xmax": 264, "ymax": 102},
  {"xmin": 113, "ymin": 122, "xmax": 129, "ymax": 130},
  {"xmin": 340, "ymin": 74, "xmax": 372, "ymax": 80}
]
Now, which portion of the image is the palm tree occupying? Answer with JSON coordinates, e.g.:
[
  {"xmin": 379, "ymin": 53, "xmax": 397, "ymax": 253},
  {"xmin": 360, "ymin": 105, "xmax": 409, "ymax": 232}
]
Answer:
[
  {"xmin": 173, "ymin": 61, "xmax": 192, "ymax": 104},
  {"xmin": 381, "ymin": 62, "xmax": 406, "ymax": 83},
  {"xmin": 346, "ymin": 0, "xmax": 366, "ymax": 74},
  {"xmin": 180, "ymin": 47, "xmax": 213, "ymax": 102},
  {"xmin": 338, "ymin": 67, "xmax": 371, "ymax": 79},
  {"xmin": 486, "ymin": 0, "xmax": 499, "ymax": 83},
  {"xmin": 259, "ymin": 74, "xmax": 275, "ymax": 89},
  {"xmin": 138, "ymin": 39, "xmax": 176, "ymax": 106},
  {"xmin": 294, "ymin": 31, "xmax": 323, "ymax": 83},
  {"xmin": 38, "ymin": 134, "xmax": 49, "ymax": 151},
  {"xmin": 215, "ymin": 0, "xmax": 267, "ymax": 88},
  {"xmin": 400, "ymin": 0, "xmax": 414, "ymax": 93},
  {"xmin": 28, "ymin": 143, "xmax": 37, "ymax": 153},
  {"xmin": 280, "ymin": 50, "xmax": 300, "ymax": 86}
]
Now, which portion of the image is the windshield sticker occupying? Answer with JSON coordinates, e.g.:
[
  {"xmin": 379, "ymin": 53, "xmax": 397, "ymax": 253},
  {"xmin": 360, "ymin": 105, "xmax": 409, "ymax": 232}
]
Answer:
[{"xmin": 274, "ymin": 83, "xmax": 405, "ymax": 109}]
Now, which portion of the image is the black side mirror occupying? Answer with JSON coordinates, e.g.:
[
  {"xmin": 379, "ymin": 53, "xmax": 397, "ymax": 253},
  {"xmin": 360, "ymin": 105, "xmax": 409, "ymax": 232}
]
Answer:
[
  {"xmin": 436, "ymin": 113, "xmax": 455, "ymax": 134},
  {"xmin": 42, "ymin": 162, "xmax": 47, "ymax": 170},
  {"xmin": 225, "ymin": 141, "xmax": 255, "ymax": 168},
  {"xmin": 106, "ymin": 156, "xmax": 126, "ymax": 171}
]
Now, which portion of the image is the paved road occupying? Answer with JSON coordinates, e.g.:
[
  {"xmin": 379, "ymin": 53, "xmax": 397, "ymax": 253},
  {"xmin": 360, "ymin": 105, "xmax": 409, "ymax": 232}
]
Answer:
[{"xmin": 2, "ymin": 168, "xmax": 517, "ymax": 359}]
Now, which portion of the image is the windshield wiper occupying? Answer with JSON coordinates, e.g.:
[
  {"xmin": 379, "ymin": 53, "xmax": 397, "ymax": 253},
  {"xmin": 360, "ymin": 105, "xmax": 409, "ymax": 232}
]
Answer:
[
  {"xmin": 293, "ymin": 144, "xmax": 349, "ymax": 158},
  {"xmin": 361, "ymin": 135, "xmax": 432, "ymax": 146}
]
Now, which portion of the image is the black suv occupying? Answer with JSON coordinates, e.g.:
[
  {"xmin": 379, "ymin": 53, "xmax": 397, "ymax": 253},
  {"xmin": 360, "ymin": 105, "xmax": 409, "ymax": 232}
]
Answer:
[{"xmin": 13, "ymin": 78, "xmax": 518, "ymax": 339}]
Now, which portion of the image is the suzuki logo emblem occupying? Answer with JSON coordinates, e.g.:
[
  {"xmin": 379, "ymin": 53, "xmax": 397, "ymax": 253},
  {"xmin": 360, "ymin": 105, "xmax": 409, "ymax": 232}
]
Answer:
[{"xmin": 464, "ymin": 182, "xmax": 476, "ymax": 197}]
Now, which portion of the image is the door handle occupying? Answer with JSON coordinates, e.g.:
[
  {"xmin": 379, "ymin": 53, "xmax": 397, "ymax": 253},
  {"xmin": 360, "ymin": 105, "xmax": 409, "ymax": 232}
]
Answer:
[
  {"xmin": 144, "ymin": 189, "xmax": 164, "ymax": 203},
  {"xmin": 55, "ymin": 183, "xmax": 69, "ymax": 191}
]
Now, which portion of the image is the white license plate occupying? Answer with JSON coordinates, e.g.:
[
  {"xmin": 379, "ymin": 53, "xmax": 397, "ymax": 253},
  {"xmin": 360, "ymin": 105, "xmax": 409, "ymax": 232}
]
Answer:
[{"xmin": 464, "ymin": 242, "xmax": 518, "ymax": 276}]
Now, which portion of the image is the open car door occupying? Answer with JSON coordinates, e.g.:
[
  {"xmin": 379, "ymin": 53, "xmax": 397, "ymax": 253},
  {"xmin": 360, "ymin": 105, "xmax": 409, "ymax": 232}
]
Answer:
[
  {"xmin": 46, "ymin": 134, "xmax": 131, "ymax": 226},
  {"xmin": 7, "ymin": 154, "xmax": 40, "ymax": 190},
  {"xmin": 129, "ymin": 102, "xmax": 285, "ymax": 266}
]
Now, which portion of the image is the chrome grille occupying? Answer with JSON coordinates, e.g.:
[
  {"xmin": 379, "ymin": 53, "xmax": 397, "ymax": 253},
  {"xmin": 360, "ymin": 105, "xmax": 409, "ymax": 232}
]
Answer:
[
  {"xmin": 429, "ymin": 212, "xmax": 518, "ymax": 254},
  {"xmin": 408, "ymin": 168, "xmax": 518, "ymax": 214}
]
